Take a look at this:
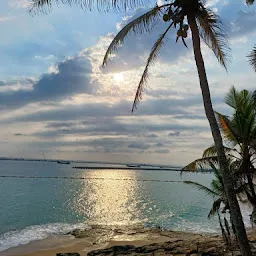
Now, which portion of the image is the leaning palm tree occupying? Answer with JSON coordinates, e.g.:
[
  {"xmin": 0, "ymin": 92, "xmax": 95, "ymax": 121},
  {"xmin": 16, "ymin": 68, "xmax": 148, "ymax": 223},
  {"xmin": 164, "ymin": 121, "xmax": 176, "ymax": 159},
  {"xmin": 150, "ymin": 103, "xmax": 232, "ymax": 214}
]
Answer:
[
  {"xmin": 104, "ymin": 3, "xmax": 250, "ymax": 255},
  {"xmin": 29, "ymin": 0, "xmax": 251, "ymax": 254}
]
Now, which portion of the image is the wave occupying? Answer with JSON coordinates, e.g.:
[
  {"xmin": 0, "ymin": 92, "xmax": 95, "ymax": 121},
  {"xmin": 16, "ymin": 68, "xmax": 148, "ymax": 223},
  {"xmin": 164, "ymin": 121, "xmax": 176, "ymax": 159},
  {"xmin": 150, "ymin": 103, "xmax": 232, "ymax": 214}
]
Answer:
[{"xmin": 0, "ymin": 222, "xmax": 89, "ymax": 252}]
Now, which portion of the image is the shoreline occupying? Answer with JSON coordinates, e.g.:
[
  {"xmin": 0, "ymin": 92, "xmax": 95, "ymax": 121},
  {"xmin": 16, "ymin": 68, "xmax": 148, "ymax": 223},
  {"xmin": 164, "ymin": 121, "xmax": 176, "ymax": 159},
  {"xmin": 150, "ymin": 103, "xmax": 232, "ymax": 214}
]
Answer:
[{"xmin": 2, "ymin": 225, "xmax": 256, "ymax": 256}]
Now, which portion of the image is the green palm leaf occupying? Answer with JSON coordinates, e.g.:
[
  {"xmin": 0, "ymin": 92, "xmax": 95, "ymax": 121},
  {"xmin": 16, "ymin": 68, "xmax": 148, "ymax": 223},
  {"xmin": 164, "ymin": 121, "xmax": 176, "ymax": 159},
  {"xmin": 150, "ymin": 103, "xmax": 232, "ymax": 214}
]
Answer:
[
  {"xmin": 132, "ymin": 22, "xmax": 173, "ymax": 112},
  {"xmin": 208, "ymin": 198, "xmax": 223, "ymax": 218},
  {"xmin": 253, "ymin": 90, "xmax": 256, "ymax": 102},
  {"xmin": 183, "ymin": 180, "xmax": 219, "ymax": 197},
  {"xmin": 102, "ymin": 5, "xmax": 162, "ymax": 66},
  {"xmin": 203, "ymin": 145, "xmax": 217, "ymax": 157},
  {"xmin": 224, "ymin": 86, "xmax": 251, "ymax": 110},
  {"xmin": 195, "ymin": 5, "xmax": 230, "ymax": 70},
  {"xmin": 203, "ymin": 145, "xmax": 237, "ymax": 158},
  {"xmin": 215, "ymin": 111, "xmax": 239, "ymax": 145},
  {"xmin": 182, "ymin": 156, "xmax": 218, "ymax": 172}
]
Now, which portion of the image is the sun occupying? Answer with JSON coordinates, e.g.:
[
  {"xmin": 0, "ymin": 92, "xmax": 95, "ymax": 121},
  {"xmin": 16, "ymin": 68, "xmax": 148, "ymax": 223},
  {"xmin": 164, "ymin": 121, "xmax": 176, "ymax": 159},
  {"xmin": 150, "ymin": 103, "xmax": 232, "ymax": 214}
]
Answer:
[{"xmin": 112, "ymin": 73, "xmax": 124, "ymax": 82}]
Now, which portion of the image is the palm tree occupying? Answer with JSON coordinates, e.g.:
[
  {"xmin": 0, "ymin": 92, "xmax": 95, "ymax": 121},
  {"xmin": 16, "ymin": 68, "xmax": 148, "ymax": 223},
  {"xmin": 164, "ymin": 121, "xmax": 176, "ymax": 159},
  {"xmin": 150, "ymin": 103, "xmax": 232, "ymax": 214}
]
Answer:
[
  {"xmin": 184, "ymin": 164, "xmax": 228, "ymax": 219},
  {"xmin": 29, "ymin": 1, "xmax": 252, "ymax": 254},
  {"xmin": 184, "ymin": 165, "xmax": 232, "ymax": 244},
  {"xmin": 248, "ymin": 47, "xmax": 256, "ymax": 72},
  {"xmin": 184, "ymin": 162, "xmax": 255, "ymax": 245},
  {"xmin": 243, "ymin": 0, "xmax": 256, "ymax": 71},
  {"xmin": 184, "ymin": 87, "xmax": 256, "ymax": 224}
]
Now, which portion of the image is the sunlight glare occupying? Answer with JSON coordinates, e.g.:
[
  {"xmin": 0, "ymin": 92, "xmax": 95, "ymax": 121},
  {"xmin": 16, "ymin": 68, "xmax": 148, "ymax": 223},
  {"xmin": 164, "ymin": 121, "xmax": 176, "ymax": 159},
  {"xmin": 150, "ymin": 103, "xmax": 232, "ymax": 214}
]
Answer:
[{"xmin": 112, "ymin": 73, "xmax": 124, "ymax": 82}]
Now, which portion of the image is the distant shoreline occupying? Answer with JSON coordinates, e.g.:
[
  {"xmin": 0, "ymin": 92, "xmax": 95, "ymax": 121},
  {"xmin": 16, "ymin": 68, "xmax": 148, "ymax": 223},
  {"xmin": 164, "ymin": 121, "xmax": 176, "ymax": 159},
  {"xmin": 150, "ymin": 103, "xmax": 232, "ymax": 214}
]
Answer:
[
  {"xmin": 0, "ymin": 158, "xmax": 211, "ymax": 172},
  {"xmin": 72, "ymin": 166, "xmax": 179, "ymax": 171},
  {"xmin": 0, "ymin": 157, "xmax": 180, "ymax": 169}
]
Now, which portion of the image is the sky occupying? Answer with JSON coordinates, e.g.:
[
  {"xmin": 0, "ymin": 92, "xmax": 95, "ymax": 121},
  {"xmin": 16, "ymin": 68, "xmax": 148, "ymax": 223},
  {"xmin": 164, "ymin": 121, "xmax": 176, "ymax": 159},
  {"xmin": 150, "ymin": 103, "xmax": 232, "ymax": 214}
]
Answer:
[{"xmin": 0, "ymin": 0, "xmax": 255, "ymax": 166}]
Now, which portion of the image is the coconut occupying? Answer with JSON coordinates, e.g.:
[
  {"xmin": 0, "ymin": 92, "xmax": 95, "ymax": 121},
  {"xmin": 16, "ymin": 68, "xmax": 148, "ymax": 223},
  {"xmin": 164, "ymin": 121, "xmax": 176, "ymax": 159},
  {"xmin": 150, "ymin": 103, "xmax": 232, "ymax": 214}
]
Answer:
[
  {"xmin": 162, "ymin": 14, "xmax": 169, "ymax": 22},
  {"xmin": 177, "ymin": 29, "xmax": 183, "ymax": 37},
  {"xmin": 182, "ymin": 30, "xmax": 187, "ymax": 38},
  {"xmin": 183, "ymin": 24, "xmax": 189, "ymax": 31}
]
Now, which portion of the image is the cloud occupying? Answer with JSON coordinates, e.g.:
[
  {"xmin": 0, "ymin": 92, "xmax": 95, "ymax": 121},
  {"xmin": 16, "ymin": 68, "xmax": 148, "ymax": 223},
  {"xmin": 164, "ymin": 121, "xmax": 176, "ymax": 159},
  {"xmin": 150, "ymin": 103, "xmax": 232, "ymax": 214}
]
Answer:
[
  {"xmin": 145, "ymin": 133, "xmax": 158, "ymax": 138},
  {"xmin": 8, "ymin": 0, "xmax": 30, "ymax": 8},
  {"xmin": 0, "ymin": 53, "xmax": 98, "ymax": 109},
  {"xmin": 168, "ymin": 131, "xmax": 180, "ymax": 136},
  {"xmin": 155, "ymin": 149, "xmax": 169, "ymax": 154},
  {"xmin": 229, "ymin": 10, "xmax": 256, "ymax": 38},
  {"xmin": 3, "ymin": 3, "xmax": 249, "ymax": 165},
  {"xmin": 128, "ymin": 142, "xmax": 151, "ymax": 150},
  {"xmin": 0, "ymin": 16, "xmax": 16, "ymax": 22},
  {"xmin": 155, "ymin": 142, "xmax": 164, "ymax": 147}
]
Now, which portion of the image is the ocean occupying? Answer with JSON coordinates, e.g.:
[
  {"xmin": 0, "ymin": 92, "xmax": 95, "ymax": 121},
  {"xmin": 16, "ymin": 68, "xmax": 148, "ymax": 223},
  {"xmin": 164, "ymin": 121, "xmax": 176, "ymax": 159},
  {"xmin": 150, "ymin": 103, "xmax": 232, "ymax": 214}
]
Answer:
[{"xmin": 0, "ymin": 160, "xmax": 249, "ymax": 252}]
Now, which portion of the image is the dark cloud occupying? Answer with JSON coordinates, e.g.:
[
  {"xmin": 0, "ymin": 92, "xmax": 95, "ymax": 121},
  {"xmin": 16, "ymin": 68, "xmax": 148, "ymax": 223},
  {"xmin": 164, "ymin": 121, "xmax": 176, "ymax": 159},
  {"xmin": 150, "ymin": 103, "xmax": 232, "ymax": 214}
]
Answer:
[
  {"xmin": 168, "ymin": 131, "xmax": 180, "ymax": 136},
  {"xmin": 128, "ymin": 142, "xmax": 151, "ymax": 150},
  {"xmin": 5, "ymin": 95, "xmax": 209, "ymax": 123},
  {"xmin": 46, "ymin": 122, "xmax": 77, "ymax": 128},
  {"xmin": 0, "ymin": 54, "xmax": 97, "ymax": 109},
  {"xmin": 145, "ymin": 133, "xmax": 158, "ymax": 138},
  {"xmin": 155, "ymin": 149, "xmax": 169, "ymax": 154},
  {"xmin": 155, "ymin": 142, "xmax": 164, "ymax": 147}
]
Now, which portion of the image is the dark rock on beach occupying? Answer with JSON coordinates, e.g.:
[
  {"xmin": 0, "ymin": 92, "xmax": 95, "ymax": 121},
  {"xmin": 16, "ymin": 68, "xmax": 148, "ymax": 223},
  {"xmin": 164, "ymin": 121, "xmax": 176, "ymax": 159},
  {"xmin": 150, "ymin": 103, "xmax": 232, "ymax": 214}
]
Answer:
[{"xmin": 56, "ymin": 254, "xmax": 80, "ymax": 256}]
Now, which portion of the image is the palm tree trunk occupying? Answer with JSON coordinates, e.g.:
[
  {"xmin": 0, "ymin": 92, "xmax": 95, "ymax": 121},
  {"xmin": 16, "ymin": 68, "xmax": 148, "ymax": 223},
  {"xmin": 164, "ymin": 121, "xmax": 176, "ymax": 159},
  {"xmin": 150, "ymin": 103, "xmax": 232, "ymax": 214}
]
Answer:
[{"xmin": 187, "ymin": 13, "xmax": 252, "ymax": 256}]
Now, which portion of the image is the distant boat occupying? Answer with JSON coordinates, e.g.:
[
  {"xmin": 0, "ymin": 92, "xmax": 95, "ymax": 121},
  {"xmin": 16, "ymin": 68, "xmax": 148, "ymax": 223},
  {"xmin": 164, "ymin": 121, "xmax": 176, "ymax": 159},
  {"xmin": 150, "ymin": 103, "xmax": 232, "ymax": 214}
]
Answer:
[
  {"xmin": 126, "ymin": 164, "xmax": 141, "ymax": 168},
  {"xmin": 57, "ymin": 160, "xmax": 71, "ymax": 165}
]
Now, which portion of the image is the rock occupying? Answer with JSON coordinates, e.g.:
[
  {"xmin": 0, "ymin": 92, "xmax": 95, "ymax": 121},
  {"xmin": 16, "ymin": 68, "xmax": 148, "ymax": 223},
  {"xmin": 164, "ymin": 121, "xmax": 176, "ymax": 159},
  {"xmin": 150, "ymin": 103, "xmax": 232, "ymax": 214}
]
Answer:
[
  {"xmin": 56, "ymin": 254, "xmax": 80, "ymax": 256},
  {"xmin": 203, "ymin": 246, "xmax": 216, "ymax": 253},
  {"xmin": 88, "ymin": 245, "xmax": 136, "ymax": 256}
]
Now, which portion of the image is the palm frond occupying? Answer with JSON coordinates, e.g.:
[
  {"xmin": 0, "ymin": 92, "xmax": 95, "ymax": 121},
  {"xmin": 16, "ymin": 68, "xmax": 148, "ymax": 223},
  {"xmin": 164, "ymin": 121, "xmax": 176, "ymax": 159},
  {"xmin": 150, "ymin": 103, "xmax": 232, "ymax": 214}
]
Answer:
[
  {"xmin": 211, "ymin": 178, "xmax": 224, "ymax": 195},
  {"xmin": 253, "ymin": 90, "xmax": 256, "ymax": 103},
  {"xmin": 208, "ymin": 198, "xmax": 223, "ymax": 218},
  {"xmin": 131, "ymin": 22, "xmax": 173, "ymax": 112},
  {"xmin": 248, "ymin": 46, "xmax": 256, "ymax": 72},
  {"xmin": 196, "ymin": 5, "xmax": 231, "ymax": 70},
  {"xmin": 225, "ymin": 86, "xmax": 253, "ymax": 111},
  {"xmin": 225, "ymin": 86, "xmax": 238, "ymax": 109},
  {"xmin": 29, "ymin": 0, "xmax": 148, "ymax": 13},
  {"xmin": 102, "ymin": 5, "xmax": 162, "ymax": 66},
  {"xmin": 182, "ymin": 156, "xmax": 218, "ymax": 172},
  {"xmin": 215, "ymin": 111, "xmax": 239, "ymax": 145},
  {"xmin": 224, "ymin": 87, "xmax": 256, "ymax": 144},
  {"xmin": 203, "ymin": 144, "xmax": 237, "ymax": 159},
  {"xmin": 183, "ymin": 180, "xmax": 219, "ymax": 197},
  {"xmin": 246, "ymin": 0, "xmax": 255, "ymax": 5},
  {"xmin": 203, "ymin": 145, "xmax": 217, "ymax": 157}
]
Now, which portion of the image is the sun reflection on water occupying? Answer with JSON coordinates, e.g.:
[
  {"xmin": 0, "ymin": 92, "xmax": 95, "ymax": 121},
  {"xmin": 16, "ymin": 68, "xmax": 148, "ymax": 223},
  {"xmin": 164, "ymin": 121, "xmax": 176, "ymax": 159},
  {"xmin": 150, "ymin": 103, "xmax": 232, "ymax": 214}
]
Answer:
[{"xmin": 72, "ymin": 170, "xmax": 146, "ymax": 225}]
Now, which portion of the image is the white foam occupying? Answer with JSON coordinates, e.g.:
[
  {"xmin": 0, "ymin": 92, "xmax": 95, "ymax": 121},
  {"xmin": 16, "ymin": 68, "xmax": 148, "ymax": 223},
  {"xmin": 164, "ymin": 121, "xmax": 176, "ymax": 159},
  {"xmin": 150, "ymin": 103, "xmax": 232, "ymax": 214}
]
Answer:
[{"xmin": 0, "ymin": 223, "xmax": 89, "ymax": 252}]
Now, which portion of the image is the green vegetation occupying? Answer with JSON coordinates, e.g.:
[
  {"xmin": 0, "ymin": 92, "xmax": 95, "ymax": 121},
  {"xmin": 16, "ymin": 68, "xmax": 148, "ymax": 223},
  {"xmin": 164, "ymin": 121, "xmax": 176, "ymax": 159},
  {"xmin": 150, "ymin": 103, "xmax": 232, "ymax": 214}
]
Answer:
[{"xmin": 184, "ymin": 87, "xmax": 256, "ymax": 243}]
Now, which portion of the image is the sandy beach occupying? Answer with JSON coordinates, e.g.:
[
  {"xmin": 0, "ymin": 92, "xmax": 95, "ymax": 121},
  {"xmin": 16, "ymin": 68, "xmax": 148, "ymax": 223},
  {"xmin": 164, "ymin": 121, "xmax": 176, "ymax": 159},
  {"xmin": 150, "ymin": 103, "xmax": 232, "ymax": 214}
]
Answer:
[
  {"xmin": 2, "ymin": 225, "xmax": 256, "ymax": 256},
  {"xmin": 1, "ymin": 225, "xmax": 171, "ymax": 256}
]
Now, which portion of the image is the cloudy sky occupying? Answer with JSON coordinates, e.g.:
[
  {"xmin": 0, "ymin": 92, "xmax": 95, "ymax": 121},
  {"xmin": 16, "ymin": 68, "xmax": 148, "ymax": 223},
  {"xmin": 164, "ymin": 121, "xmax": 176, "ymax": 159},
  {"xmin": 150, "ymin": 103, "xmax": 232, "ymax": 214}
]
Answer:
[{"xmin": 0, "ymin": 0, "xmax": 255, "ymax": 166}]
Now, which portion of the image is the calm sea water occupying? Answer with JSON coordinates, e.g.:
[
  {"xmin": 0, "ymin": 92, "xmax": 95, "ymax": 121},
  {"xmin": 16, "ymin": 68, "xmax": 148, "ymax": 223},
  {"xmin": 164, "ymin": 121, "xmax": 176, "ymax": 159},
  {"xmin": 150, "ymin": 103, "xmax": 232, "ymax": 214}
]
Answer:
[{"xmin": 0, "ymin": 160, "xmax": 239, "ymax": 251}]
